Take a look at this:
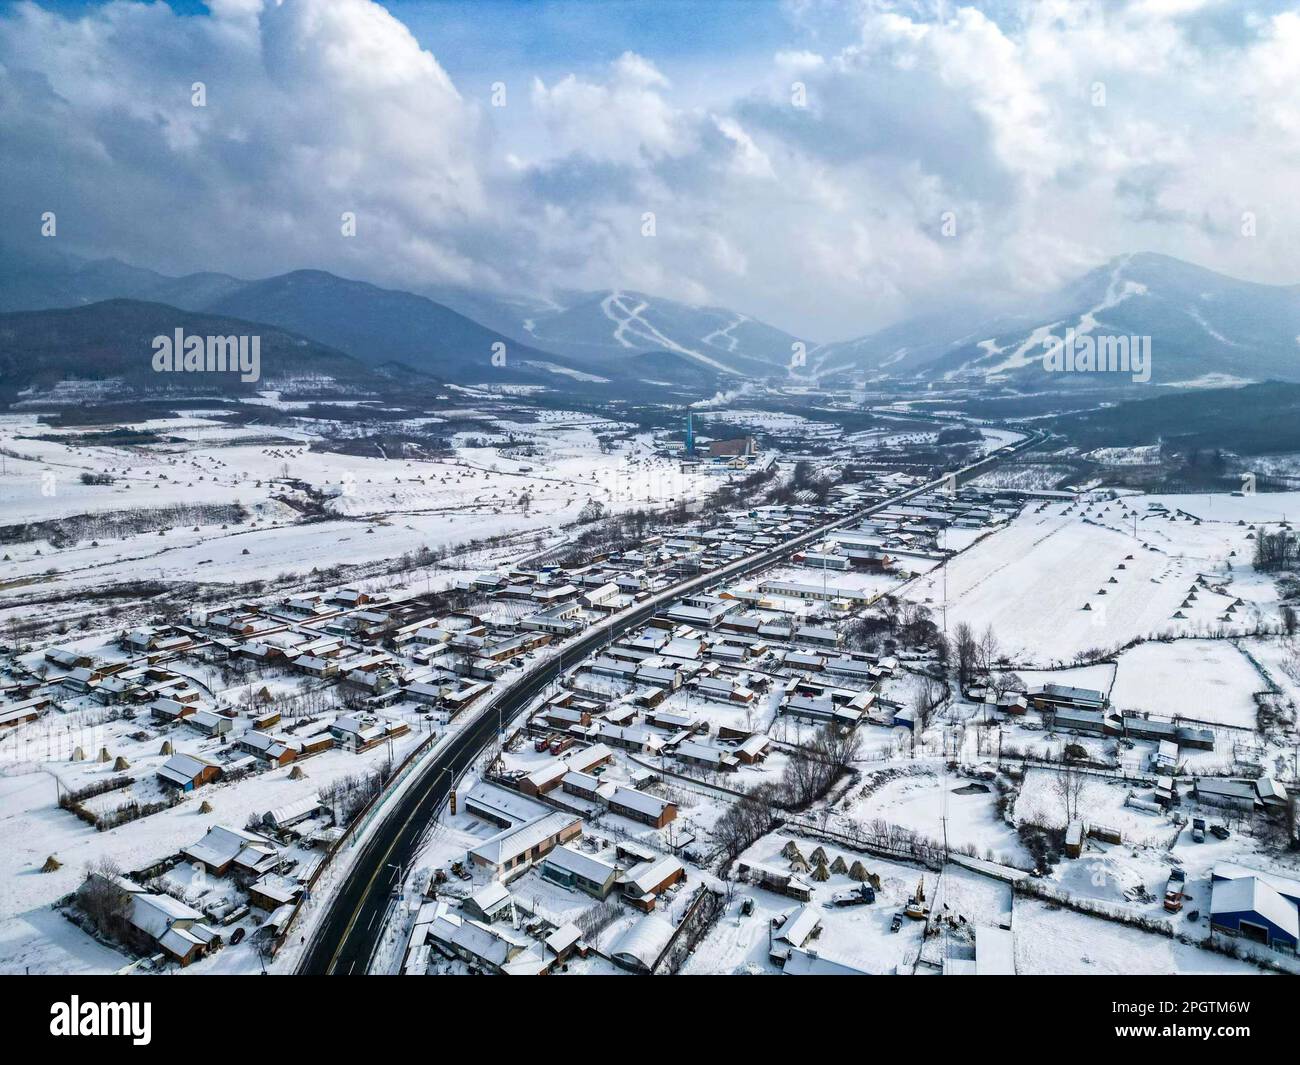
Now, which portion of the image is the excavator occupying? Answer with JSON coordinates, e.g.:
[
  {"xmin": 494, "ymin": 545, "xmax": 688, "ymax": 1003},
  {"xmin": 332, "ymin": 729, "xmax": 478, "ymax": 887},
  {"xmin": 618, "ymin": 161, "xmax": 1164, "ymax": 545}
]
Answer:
[{"xmin": 904, "ymin": 876, "xmax": 928, "ymax": 920}]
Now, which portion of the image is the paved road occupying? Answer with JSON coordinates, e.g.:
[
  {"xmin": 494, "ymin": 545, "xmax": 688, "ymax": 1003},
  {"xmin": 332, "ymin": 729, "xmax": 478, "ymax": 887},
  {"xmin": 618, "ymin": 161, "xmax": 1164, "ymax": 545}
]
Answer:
[{"xmin": 297, "ymin": 431, "xmax": 1042, "ymax": 974}]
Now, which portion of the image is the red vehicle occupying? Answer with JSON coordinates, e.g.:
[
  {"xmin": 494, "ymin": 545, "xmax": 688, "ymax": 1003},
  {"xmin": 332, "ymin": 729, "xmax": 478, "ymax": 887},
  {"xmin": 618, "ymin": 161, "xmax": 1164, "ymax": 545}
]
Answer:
[{"xmin": 1163, "ymin": 868, "xmax": 1186, "ymax": 913}]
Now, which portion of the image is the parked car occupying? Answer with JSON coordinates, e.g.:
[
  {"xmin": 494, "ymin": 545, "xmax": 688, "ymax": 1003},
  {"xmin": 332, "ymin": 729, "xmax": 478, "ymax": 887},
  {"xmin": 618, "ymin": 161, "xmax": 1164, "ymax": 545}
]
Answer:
[
  {"xmin": 1210, "ymin": 824, "xmax": 1230, "ymax": 840},
  {"xmin": 1192, "ymin": 817, "xmax": 1206, "ymax": 843}
]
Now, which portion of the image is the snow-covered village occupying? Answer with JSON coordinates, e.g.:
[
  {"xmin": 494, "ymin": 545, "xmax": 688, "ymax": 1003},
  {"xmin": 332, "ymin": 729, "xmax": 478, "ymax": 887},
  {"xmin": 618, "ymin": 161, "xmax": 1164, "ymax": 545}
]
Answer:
[
  {"xmin": 3, "ymin": 393, "xmax": 1299, "ymax": 982},
  {"xmin": 2, "ymin": 0, "xmax": 1299, "ymax": 1035}
]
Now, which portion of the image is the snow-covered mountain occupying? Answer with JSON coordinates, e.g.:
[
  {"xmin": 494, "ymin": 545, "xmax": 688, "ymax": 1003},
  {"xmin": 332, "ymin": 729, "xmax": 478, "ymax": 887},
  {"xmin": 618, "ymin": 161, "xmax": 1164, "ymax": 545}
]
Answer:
[
  {"xmin": 9, "ymin": 242, "xmax": 1300, "ymax": 394},
  {"xmin": 428, "ymin": 284, "xmax": 808, "ymax": 379},
  {"xmin": 814, "ymin": 253, "xmax": 1300, "ymax": 389}
]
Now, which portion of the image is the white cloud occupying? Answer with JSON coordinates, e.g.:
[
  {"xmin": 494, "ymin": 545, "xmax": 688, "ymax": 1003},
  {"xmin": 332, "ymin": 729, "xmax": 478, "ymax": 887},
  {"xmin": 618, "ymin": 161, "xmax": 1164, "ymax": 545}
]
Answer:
[{"xmin": 3, "ymin": 0, "xmax": 1300, "ymax": 340}]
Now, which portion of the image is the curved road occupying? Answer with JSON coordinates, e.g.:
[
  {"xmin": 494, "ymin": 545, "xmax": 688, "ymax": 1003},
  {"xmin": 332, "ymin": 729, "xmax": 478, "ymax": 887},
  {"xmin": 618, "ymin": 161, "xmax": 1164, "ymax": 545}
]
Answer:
[{"xmin": 298, "ymin": 429, "xmax": 1043, "ymax": 974}]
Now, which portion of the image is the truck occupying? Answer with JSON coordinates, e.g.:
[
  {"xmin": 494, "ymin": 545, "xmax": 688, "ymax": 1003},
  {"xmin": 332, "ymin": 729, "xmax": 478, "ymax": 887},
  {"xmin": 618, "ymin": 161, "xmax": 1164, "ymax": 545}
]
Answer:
[
  {"xmin": 831, "ymin": 883, "xmax": 876, "ymax": 907},
  {"xmin": 1163, "ymin": 868, "xmax": 1186, "ymax": 913}
]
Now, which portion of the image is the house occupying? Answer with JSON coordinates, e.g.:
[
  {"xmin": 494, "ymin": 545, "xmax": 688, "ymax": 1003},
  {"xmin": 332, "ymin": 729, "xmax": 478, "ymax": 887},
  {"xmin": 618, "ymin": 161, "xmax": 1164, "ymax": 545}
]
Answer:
[
  {"xmin": 674, "ymin": 740, "xmax": 739, "ymax": 772},
  {"xmin": 544, "ymin": 922, "xmax": 583, "ymax": 963},
  {"xmin": 1210, "ymin": 865, "xmax": 1300, "ymax": 953},
  {"xmin": 248, "ymin": 873, "xmax": 302, "ymax": 912},
  {"xmin": 591, "ymin": 722, "xmax": 665, "ymax": 754},
  {"xmin": 794, "ymin": 625, "xmax": 841, "ymax": 648},
  {"xmin": 1152, "ymin": 739, "xmax": 1180, "ymax": 772},
  {"xmin": 183, "ymin": 825, "xmax": 281, "ymax": 878},
  {"xmin": 997, "ymin": 692, "xmax": 1029, "ymax": 715},
  {"xmin": 1027, "ymin": 683, "xmax": 1108, "ymax": 711},
  {"xmin": 46, "ymin": 648, "xmax": 92, "ymax": 670},
  {"xmin": 186, "ymin": 709, "xmax": 233, "ymax": 737},
  {"xmin": 157, "ymin": 752, "xmax": 221, "ymax": 791},
  {"xmin": 737, "ymin": 860, "xmax": 814, "ymax": 902},
  {"xmin": 263, "ymin": 796, "xmax": 323, "ymax": 831},
  {"xmin": 544, "ymin": 706, "xmax": 592, "ymax": 729},
  {"xmin": 735, "ymin": 734, "xmax": 771, "ymax": 765},
  {"xmin": 606, "ymin": 786, "xmax": 677, "ymax": 829},
  {"xmin": 1064, "ymin": 820, "xmax": 1084, "ymax": 859},
  {"xmin": 519, "ymin": 759, "xmax": 569, "ymax": 797},
  {"xmin": 769, "ymin": 904, "xmax": 822, "ymax": 963},
  {"xmin": 581, "ymin": 582, "xmax": 621, "ymax": 609},
  {"xmin": 0, "ymin": 695, "xmax": 50, "ymax": 730},
  {"xmin": 1048, "ymin": 707, "xmax": 1122, "ymax": 737},
  {"xmin": 329, "ymin": 713, "xmax": 410, "ymax": 752},
  {"xmin": 61, "ymin": 666, "xmax": 102, "ymax": 693},
  {"xmin": 561, "ymin": 770, "xmax": 609, "ymax": 803},
  {"xmin": 1193, "ymin": 778, "xmax": 1259, "ymax": 813},
  {"xmin": 692, "ymin": 676, "xmax": 755, "ymax": 705},
  {"xmin": 467, "ymin": 812, "xmax": 583, "ymax": 878},
  {"xmin": 462, "ymin": 881, "xmax": 516, "ymax": 923},
  {"xmin": 1256, "ymin": 777, "xmax": 1289, "ymax": 810},
  {"xmin": 464, "ymin": 784, "xmax": 552, "ymax": 829},
  {"xmin": 426, "ymin": 907, "xmax": 533, "ymax": 973},
  {"xmin": 238, "ymin": 730, "xmax": 296, "ymax": 766},
  {"xmin": 541, "ymin": 844, "xmax": 618, "ymax": 898},
  {"xmin": 619, "ymin": 855, "xmax": 686, "ymax": 911}
]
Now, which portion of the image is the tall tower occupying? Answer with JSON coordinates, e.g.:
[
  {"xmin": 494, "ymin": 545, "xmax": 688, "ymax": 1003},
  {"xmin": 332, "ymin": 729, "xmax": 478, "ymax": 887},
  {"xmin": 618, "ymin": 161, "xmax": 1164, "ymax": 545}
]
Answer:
[{"xmin": 685, "ymin": 411, "xmax": 695, "ymax": 455}]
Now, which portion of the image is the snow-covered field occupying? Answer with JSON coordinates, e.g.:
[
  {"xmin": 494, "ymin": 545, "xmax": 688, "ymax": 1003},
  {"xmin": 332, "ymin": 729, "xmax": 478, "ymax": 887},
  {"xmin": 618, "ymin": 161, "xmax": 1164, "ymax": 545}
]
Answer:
[
  {"xmin": 845, "ymin": 770, "xmax": 1030, "ymax": 867},
  {"xmin": 1109, "ymin": 639, "xmax": 1265, "ymax": 728},
  {"xmin": 0, "ymin": 408, "xmax": 722, "ymax": 603},
  {"xmin": 1014, "ymin": 767, "xmax": 1178, "ymax": 847},
  {"xmin": 906, "ymin": 493, "xmax": 1290, "ymax": 664},
  {"xmin": 1012, "ymin": 899, "xmax": 1261, "ymax": 975}
]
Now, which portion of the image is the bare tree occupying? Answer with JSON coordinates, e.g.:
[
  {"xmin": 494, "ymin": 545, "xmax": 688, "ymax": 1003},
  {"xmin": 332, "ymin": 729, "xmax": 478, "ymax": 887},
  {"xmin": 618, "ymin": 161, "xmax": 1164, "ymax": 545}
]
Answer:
[
  {"xmin": 911, "ymin": 673, "xmax": 944, "ymax": 731},
  {"xmin": 954, "ymin": 622, "xmax": 977, "ymax": 688},
  {"xmin": 977, "ymin": 624, "xmax": 1001, "ymax": 677},
  {"xmin": 1052, "ymin": 762, "xmax": 1087, "ymax": 825}
]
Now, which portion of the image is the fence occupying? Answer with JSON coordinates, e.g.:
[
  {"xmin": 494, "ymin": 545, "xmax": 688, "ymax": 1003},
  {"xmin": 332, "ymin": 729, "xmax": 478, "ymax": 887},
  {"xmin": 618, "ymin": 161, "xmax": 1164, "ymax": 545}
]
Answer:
[{"xmin": 652, "ymin": 885, "xmax": 725, "ymax": 975}]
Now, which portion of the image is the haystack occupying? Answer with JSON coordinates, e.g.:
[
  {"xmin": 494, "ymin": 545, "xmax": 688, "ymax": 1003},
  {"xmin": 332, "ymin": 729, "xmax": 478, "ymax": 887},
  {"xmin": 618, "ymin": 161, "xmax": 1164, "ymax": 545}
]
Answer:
[
  {"xmin": 781, "ymin": 840, "xmax": 802, "ymax": 860},
  {"xmin": 159, "ymin": 740, "xmax": 174, "ymax": 756},
  {"xmin": 289, "ymin": 765, "xmax": 307, "ymax": 780},
  {"xmin": 198, "ymin": 800, "xmax": 214, "ymax": 814},
  {"xmin": 41, "ymin": 855, "xmax": 62, "ymax": 873},
  {"xmin": 809, "ymin": 846, "xmax": 829, "ymax": 865},
  {"xmin": 112, "ymin": 756, "xmax": 131, "ymax": 771},
  {"xmin": 848, "ymin": 860, "xmax": 870, "ymax": 882},
  {"xmin": 810, "ymin": 861, "xmax": 831, "ymax": 883},
  {"xmin": 830, "ymin": 855, "xmax": 849, "ymax": 875},
  {"xmin": 97, "ymin": 747, "xmax": 111, "ymax": 763},
  {"xmin": 70, "ymin": 746, "xmax": 85, "ymax": 762},
  {"xmin": 789, "ymin": 856, "xmax": 811, "ymax": 874}
]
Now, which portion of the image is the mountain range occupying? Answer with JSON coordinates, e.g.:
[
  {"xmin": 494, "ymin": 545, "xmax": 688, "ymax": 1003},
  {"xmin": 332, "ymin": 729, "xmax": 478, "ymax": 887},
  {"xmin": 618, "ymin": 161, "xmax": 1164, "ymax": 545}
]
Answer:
[
  {"xmin": 813, "ymin": 253, "xmax": 1300, "ymax": 389},
  {"xmin": 4, "ymin": 243, "xmax": 1300, "ymax": 400}
]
